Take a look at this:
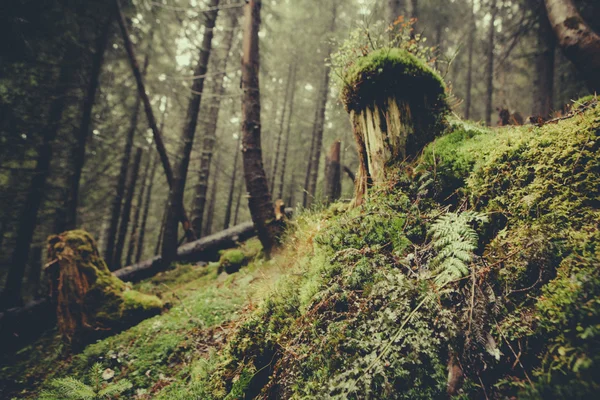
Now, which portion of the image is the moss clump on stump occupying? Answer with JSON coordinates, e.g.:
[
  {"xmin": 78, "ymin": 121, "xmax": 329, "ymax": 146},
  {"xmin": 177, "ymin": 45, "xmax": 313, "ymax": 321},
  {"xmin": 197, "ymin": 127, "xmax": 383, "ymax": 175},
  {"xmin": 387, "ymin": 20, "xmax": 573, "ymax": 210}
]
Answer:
[
  {"xmin": 46, "ymin": 230, "xmax": 162, "ymax": 346},
  {"xmin": 341, "ymin": 48, "xmax": 448, "ymax": 205}
]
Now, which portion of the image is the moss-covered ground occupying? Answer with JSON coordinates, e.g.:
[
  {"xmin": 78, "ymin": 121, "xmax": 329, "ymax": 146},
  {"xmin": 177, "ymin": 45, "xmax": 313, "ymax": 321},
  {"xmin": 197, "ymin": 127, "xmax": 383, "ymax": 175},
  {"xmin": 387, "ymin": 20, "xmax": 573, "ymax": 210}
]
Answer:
[{"xmin": 1, "ymin": 101, "xmax": 598, "ymax": 399}]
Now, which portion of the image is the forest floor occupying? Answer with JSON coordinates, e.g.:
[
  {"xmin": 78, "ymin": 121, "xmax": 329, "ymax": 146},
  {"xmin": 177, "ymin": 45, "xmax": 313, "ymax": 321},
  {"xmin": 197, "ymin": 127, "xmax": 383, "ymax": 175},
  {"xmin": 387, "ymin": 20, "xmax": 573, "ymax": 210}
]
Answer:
[{"xmin": 1, "ymin": 97, "xmax": 599, "ymax": 399}]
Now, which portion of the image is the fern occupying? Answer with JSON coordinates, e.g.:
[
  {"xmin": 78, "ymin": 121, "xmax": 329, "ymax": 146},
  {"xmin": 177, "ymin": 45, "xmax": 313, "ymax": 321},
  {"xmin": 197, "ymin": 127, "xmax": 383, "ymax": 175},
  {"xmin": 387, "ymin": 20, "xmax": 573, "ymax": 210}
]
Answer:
[
  {"xmin": 38, "ymin": 363, "xmax": 132, "ymax": 400},
  {"xmin": 429, "ymin": 211, "xmax": 488, "ymax": 284}
]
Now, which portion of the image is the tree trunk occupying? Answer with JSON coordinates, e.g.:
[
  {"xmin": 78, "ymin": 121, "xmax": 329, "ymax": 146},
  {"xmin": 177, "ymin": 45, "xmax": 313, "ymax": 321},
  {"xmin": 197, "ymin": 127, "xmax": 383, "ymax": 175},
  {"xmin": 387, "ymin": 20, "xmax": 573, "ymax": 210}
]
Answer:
[
  {"xmin": 323, "ymin": 140, "xmax": 342, "ymax": 205},
  {"xmin": 224, "ymin": 133, "xmax": 242, "ymax": 230},
  {"xmin": 533, "ymin": 5, "xmax": 556, "ymax": 117},
  {"xmin": 112, "ymin": 147, "xmax": 142, "ymax": 270},
  {"xmin": 65, "ymin": 13, "xmax": 113, "ymax": 230},
  {"xmin": 544, "ymin": 0, "xmax": 600, "ymax": 92},
  {"xmin": 269, "ymin": 63, "xmax": 294, "ymax": 192},
  {"xmin": 0, "ymin": 47, "xmax": 77, "ymax": 309},
  {"xmin": 465, "ymin": 0, "xmax": 475, "ymax": 119},
  {"xmin": 387, "ymin": 0, "xmax": 407, "ymax": 24},
  {"xmin": 103, "ymin": 53, "xmax": 149, "ymax": 265},
  {"xmin": 135, "ymin": 153, "xmax": 157, "ymax": 263},
  {"xmin": 203, "ymin": 152, "xmax": 221, "ymax": 237},
  {"xmin": 233, "ymin": 178, "xmax": 244, "ymax": 226},
  {"xmin": 240, "ymin": 0, "xmax": 282, "ymax": 256},
  {"xmin": 410, "ymin": 0, "xmax": 419, "ymax": 35},
  {"xmin": 190, "ymin": 7, "xmax": 236, "ymax": 238},
  {"xmin": 303, "ymin": 103, "xmax": 320, "ymax": 208},
  {"xmin": 114, "ymin": 0, "xmax": 196, "ymax": 242},
  {"xmin": 126, "ymin": 151, "xmax": 150, "ymax": 266},
  {"xmin": 277, "ymin": 65, "xmax": 297, "ymax": 200},
  {"xmin": 485, "ymin": 0, "xmax": 497, "ymax": 126}
]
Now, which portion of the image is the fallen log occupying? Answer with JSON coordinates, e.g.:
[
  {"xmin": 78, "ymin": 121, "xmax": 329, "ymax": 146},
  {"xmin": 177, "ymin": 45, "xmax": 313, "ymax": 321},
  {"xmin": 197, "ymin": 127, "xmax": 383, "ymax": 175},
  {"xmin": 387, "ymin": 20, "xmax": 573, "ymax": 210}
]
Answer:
[{"xmin": 0, "ymin": 213, "xmax": 291, "ymax": 354}]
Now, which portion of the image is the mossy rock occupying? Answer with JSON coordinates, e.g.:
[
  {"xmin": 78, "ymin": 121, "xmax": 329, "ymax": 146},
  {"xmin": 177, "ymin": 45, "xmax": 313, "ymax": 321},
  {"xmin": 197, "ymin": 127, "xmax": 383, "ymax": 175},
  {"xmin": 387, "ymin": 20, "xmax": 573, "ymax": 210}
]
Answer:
[
  {"xmin": 46, "ymin": 230, "xmax": 163, "ymax": 345},
  {"xmin": 218, "ymin": 238, "xmax": 263, "ymax": 274}
]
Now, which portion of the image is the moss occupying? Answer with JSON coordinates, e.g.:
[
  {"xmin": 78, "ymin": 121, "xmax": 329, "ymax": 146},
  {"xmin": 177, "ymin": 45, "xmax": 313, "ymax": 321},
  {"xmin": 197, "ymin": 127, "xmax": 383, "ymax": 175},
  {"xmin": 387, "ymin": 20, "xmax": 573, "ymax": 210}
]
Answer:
[{"xmin": 218, "ymin": 249, "xmax": 246, "ymax": 274}]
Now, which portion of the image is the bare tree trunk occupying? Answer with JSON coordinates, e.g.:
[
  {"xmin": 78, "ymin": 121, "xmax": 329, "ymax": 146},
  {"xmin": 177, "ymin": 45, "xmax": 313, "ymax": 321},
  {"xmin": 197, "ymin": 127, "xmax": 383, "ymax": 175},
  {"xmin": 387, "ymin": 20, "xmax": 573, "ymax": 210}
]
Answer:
[
  {"xmin": 240, "ymin": 0, "xmax": 282, "ymax": 256},
  {"xmin": 190, "ymin": 8, "xmax": 236, "ymax": 238},
  {"xmin": 410, "ymin": 0, "xmax": 419, "ymax": 35},
  {"xmin": 269, "ymin": 63, "xmax": 294, "ymax": 191},
  {"xmin": 533, "ymin": 5, "xmax": 556, "ymax": 117},
  {"xmin": 155, "ymin": 208, "xmax": 166, "ymax": 256},
  {"xmin": 303, "ymin": 104, "xmax": 319, "ymax": 208},
  {"xmin": 0, "ymin": 47, "xmax": 77, "ymax": 308},
  {"xmin": 126, "ymin": 150, "xmax": 150, "ymax": 266},
  {"xmin": 277, "ymin": 65, "xmax": 297, "ymax": 200},
  {"xmin": 233, "ymin": 177, "xmax": 244, "ymax": 226},
  {"xmin": 485, "ymin": 0, "xmax": 497, "ymax": 126},
  {"xmin": 224, "ymin": 133, "xmax": 242, "ymax": 229},
  {"xmin": 203, "ymin": 152, "xmax": 221, "ymax": 237},
  {"xmin": 65, "ymin": 13, "xmax": 113, "ymax": 230},
  {"xmin": 113, "ymin": 147, "xmax": 142, "ymax": 270},
  {"xmin": 114, "ymin": 0, "xmax": 196, "ymax": 242},
  {"xmin": 323, "ymin": 140, "xmax": 342, "ymax": 205},
  {"xmin": 387, "ymin": 0, "xmax": 407, "ymax": 23},
  {"xmin": 465, "ymin": 0, "xmax": 475, "ymax": 119},
  {"xmin": 544, "ymin": 0, "xmax": 600, "ymax": 92},
  {"xmin": 135, "ymin": 152, "xmax": 157, "ymax": 263},
  {"xmin": 103, "ymin": 52, "xmax": 149, "ymax": 265},
  {"xmin": 162, "ymin": 0, "xmax": 220, "ymax": 263}
]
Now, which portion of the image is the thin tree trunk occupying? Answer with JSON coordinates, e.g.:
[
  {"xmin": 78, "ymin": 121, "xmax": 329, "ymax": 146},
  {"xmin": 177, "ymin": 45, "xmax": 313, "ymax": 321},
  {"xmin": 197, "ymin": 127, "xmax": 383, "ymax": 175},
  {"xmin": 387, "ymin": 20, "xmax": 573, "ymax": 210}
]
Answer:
[
  {"xmin": 190, "ymin": 7, "xmax": 236, "ymax": 238},
  {"xmin": 155, "ymin": 208, "xmax": 167, "ymax": 256},
  {"xmin": 323, "ymin": 140, "xmax": 342, "ymax": 205},
  {"xmin": 240, "ymin": 0, "xmax": 282, "ymax": 256},
  {"xmin": 203, "ymin": 152, "xmax": 221, "ymax": 237},
  {"xmin": 544, "ymin": 0, "xmax": 600, "ymax": 92},
  {"xmin": 0, "ymin": 47, "xmax": 77, "ymax": 308},
  {"xmin": 387, "ymin": 0, "xmax": 407, "ymax": 23},
  {"xmin": 224, "ymin": 133, "xmax": 242, "ymax": 229},
  {"xmin": 114, "ymin": 0, "xmax": 196, "ymax": 242},
  {"xmin": 485, "ymin": 0, "xmax": 497, "ymax": 126},
  {"xmin": 410, "ymin": 0, "xmax": 419, "ymax": 35},
  {"xmin": 112, "ymin": 147, "xmax": 142, "ymax": 270},
  {"xmin": 533, "ymin": 3, "xmax": 556, "ymax": 116},
  {"xmin": 269, "ymin": 63, "xmax": 294, "ymax": 191},
  {"xmin": 135, "ymin": 152, "xmax": 157, "ymax": 263},
  {"xmin": 233, "ymin": 177, "xmax": 244, "ymax": 226},
  {"xmin": 465, "ymin": 0, "xmax": 475, "ymax": 119},
  {"xmin": 126, "ymin": 151, "xmax": 150, "ymax": 266},
  {"xmin": 287, "ymin": 167, "xmax": 297, "ymax": 207},
  {"xmin": 277, "ymin": 65, "xmax": 297, "ymax": 200},
  {"xmin": 303, "ymin": 104, "xmax": 319, "ymax": 208},
  {"xmin": 65, "ymin": 13, "xmax": 113, "ymax": 230}
]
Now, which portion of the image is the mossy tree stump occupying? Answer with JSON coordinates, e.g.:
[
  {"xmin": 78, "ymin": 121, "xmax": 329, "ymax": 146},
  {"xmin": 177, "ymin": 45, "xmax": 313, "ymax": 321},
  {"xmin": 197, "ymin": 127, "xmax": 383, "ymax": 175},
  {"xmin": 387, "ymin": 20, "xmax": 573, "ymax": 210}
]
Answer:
[
  {"xmin": 341, "ymin": 49, "xmax": 449, "ymax": 205},
  {"xmin": 46, "ymin": 230, "xmax": 162, "ymax": 347}
]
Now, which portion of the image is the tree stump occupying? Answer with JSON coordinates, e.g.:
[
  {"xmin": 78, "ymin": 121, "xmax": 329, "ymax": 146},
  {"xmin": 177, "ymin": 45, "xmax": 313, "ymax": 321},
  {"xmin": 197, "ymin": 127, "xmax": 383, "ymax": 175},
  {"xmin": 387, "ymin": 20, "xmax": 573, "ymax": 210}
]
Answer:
[
  {"xmin": 46, "ymin": 230, "xmax": 162, "ymax": 347},
  {"xmin": 341, "ymin": 49, "xmax": 448, "ymax": 206}
]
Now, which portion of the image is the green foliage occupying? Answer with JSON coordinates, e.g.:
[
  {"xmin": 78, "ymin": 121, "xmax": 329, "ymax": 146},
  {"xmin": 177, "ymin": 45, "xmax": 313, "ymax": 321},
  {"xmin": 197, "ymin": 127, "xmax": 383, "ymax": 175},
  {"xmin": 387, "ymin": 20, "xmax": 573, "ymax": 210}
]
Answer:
[
  {"xmin": 38, "ymin": 363, "xmax": 132, "ymax": 400},
  {"xmin": 429, "ymin": 211, "xmax": 488, "ymax": 284}
]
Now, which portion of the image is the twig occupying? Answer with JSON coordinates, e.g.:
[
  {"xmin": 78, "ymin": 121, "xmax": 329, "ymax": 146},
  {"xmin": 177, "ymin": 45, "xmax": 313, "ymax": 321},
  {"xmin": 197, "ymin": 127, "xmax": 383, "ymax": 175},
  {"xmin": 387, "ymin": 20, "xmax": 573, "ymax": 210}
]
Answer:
[{"xmin": 494, "ymin": 319, "xmax": 535, "ymax": 390}]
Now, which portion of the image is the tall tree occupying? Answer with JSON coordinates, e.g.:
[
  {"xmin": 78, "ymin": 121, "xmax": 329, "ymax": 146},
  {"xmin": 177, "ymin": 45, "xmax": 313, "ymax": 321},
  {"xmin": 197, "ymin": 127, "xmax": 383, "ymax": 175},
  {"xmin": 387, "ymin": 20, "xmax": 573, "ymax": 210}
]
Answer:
[
  {"xmin": 203, "ymin": 151, "xmax": 221, "ymax": 237},
  {"xmin": 269, "ymin": 63, "xmax": 294, "ymax": 192},
  {"xmin": 224, "ymin": 132, "xmax": 242, "ymax": 229},
  {"xmin": 65, "ymin": 12, "xmax": 113, "ymax": 230},
  {"xmin": 240, "ymin": 0, "xmax": 282, "ymax": 256},
  {"xmin": 277, "ymin": 65, "xmax": 297, "ymax": 200},
  {"xmin": 533, "ymin": 4, "xmax": 556, "ymax": 117},
  {"xmin": 126, "ymin": 151, "xmax": 150, "ymax": 266},
  {"xmin": 465, "ymin": 0, "xmax": 475, "ymax": 119},
  {"xmin": 544, "ymin": 0, "xmax": 600, "ymax": 92},
  {"xmin": 0, "ymin": 46, "xmax": 78, "ymax": 308},
  {"xmin": 135, "ymin": 152, "xmax": 158, "ymax": 263},
  {"xmin": 323, "ymin": 140, "xmax": 342, "ymax": 205},
  {"xmin": 190, "ymin": 8, "xmax": 237, "ymax": 238},
  {"xmin": 387, "ymin": 0, "xmax": 407, "ymax": 23},
  {"xmin": 485, "ymin": 0, "xmax": 498, "ymax": 126},
  {"xmin": 114, "ymin": 0, "xmax": 195, "ymax": 242},
  {"xmin": 162, "ymin": 0, "xmax": 220, "ymax": 263}
]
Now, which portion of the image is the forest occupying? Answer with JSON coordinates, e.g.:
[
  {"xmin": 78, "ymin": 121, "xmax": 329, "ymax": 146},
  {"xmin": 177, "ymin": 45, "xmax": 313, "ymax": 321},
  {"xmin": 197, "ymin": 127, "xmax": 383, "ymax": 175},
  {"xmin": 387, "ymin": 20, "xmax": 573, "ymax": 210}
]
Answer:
[{"xmin": 0, "ymin": 0, "xmax": 599, "ymax": 398}]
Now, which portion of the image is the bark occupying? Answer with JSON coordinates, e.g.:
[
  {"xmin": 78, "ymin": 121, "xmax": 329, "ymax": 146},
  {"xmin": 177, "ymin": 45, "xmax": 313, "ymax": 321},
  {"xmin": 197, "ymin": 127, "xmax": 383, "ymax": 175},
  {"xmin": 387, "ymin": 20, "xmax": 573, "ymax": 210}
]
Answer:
[
  {"xmin": 126, "ymin": 151, "xmax": 150, "ymax": 266},
  {"xmin": 114, "ymin": 0, "xmax": 196, "ymax": 242},
  {"xmin": 203, "ymin": 151, "xmax": 221, "ymax": 237},
  {"xmin": 233, "ymin": 177, "xmax": 244, "ymax": 225},
  {"xmin": 104, "ymin": 47, "xmax": 150, "ymax": 266},
  {"xmin": 323, "ymin": 140, "xmax": 342, "ymax": 205},
  {"xmin": 410, "ymin": 0, "xmax": 419, "ymax": 35},
  {"xmin": 135, "ymin": 152, "xmax": 158, "ymax": 263},
  {"xmin": 190, "ymin": 6, "xmax": 235, "ymax": 238},
  {"xmin": 303, "ymin": 103, "xmax": 320, "ymax": 208},
  {"xmin": 240, "ymin": 0, "xmax": 282, "ymax": 256},
  {"xmin": 277, "ymin": 65, "xmax": 297, "ymax": 200},
  {"xmin": 224, "ymin": 133, "xmax": 242, "ymax": 229},
  {"xmin": 533, "ymin": 4, "xmax": 556, "ymax": 117},
  {"xmin": 65, "ymin": 13, "xmax": 113, "ymax": 230},
  {"xmin": 306, "ymin": 3, "xmax": 338, "ymax": 206},
  {"xmin": 485, "ymin": 0, "xmax": 498, "ymax": 126},
  {"xmin": 387, "ymin": 0, "xmax": 407, "ymax": 24},
  {"xmin": 465, "ymin": 0, "xmax": 475, "ymax": 119},
  {"xmin": 269, "ymin": 63, "xmax": 294, "ymax": 192},
  {"xmin": 162, "ymin": 0, "xmax": 220, "ymax": 263},
  {"xmin": 544, "ymin": 0, "xmax": 600, "ymax": 92},
  {"xmin": 112, "ymin": 147, "xmax": 143, "ymax": 270},
  {"xmin": 0, "ymin": 47, "xmax": 77, "ymax": 309}
]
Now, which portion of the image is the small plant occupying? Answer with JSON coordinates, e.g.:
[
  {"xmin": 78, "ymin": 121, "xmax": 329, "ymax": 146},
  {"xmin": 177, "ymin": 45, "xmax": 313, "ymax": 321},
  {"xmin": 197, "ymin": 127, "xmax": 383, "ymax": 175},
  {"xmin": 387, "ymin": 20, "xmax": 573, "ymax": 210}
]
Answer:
[
  {"xmin": 38, "ymin": 363, "xmax": 132, "ymax": 400},
  {"xmin": 429, "ymin": 211, "xmax": 488, "ymax": 284}
]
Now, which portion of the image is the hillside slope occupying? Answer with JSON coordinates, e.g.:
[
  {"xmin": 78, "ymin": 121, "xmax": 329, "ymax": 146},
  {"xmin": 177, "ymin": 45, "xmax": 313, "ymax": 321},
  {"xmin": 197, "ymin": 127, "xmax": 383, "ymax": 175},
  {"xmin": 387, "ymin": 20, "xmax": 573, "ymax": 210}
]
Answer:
[{"xmin": 2, "ymin": 99, "xmax": 598, "ymax": 399}]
